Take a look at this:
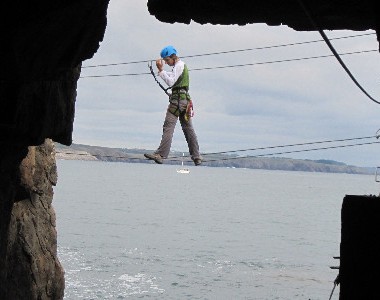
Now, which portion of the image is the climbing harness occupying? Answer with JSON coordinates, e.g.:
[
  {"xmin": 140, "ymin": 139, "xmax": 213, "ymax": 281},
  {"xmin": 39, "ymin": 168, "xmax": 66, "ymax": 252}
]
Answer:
[
  {"xmin": 148, "ymin": 61, "xmax": 194, "ymax": 121},
  {"xmin": 168, "ymin": 88, "xmax": 193, "ymax": 121},
  {"xmin": 148, "ymin": 61, "xmax": 171, "ymax": 96}
]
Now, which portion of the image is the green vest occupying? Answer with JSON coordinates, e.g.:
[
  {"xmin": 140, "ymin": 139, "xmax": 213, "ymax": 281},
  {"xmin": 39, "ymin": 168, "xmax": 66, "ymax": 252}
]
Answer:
[
  {"xmin": 168, "ymin": 64, "xmax": 191, "ymax": 117},
  {"xmin": 172, "ymin": 64, "xmax": 189, "ymax": 90}
]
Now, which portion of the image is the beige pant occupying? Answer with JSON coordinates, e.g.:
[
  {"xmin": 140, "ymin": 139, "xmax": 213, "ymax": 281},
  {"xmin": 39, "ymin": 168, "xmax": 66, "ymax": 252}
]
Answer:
[{"xmin": 155, "ymin": 100, "xmax": 201, "ymax": 161}]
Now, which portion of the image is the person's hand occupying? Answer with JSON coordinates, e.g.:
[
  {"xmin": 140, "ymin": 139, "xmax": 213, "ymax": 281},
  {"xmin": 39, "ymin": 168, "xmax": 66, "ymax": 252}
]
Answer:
[{"xmin": 156, "ymin": 59, "xmax": 164, "ymax": 72}]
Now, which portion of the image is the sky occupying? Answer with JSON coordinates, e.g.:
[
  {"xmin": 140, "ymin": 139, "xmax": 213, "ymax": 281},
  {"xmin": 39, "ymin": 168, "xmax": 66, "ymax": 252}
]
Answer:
[{"xmin": 75, "ymin": 0, "xmax": 380, "ymax": 167}]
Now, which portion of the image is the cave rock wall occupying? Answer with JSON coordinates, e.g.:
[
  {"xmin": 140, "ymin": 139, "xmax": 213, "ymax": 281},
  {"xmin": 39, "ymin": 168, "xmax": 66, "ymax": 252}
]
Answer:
[{"xmin": 0, "ymin": 1, "xmax": 110, "ymax": 299}]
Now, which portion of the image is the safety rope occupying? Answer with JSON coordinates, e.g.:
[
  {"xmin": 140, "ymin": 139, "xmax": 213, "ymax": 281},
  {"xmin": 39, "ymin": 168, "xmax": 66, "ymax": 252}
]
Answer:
[
  {"xmin": 80, "ymin": 49, "xmax": 376, "ymax": 78},
  {"xmin": 148, "ymin": 61, "xmax": 171, "ymax": 96},
  {"xmin": 82, "ymin": 32, "xmax": 375, "ymax": 69},
  {"xmin": 147, "ymin": 62, "xmax": 194, "ymax": 121},
  {"xmin": 328, "ymin": 283, "xmax": 336, "ymax": 300},
  {"xmin": 296, "ymin": 0, "xmax": 380, "ymax": 105},
  {"xmin": 55, "ymin": 135, "xmax": 380, "ymax": 163},
  {"xmin": 328, "ymin": 274, "xmax": 340, "ymax": 300},
  {"xmin": 202, "ymin": 141, "xmax": 380, "ymax": 163},
  {"xmin": 201, "ymin": 135, "xmax": 376, "ymax": 157}
]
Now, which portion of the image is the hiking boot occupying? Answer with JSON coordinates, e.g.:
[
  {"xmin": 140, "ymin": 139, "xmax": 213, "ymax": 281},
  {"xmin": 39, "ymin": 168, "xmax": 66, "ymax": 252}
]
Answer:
[
  {"xmin": 194, "ymin": 158, "xmax": 202, "ymax": 166},
  {"xmin": 144, "ymin": 153, "xmax": 163, "ymax": 164}
]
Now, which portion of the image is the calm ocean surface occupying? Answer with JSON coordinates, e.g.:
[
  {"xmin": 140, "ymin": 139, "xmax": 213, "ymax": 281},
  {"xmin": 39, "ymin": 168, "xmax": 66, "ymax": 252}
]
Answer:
[{"xmin": 54, "ymin": 160, "xmax": 379, "ymax": 300}]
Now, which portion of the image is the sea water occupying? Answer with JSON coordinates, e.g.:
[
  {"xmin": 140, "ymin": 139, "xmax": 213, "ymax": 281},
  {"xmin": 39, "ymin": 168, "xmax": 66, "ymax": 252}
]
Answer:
[{"xmin": 54, "ymin": 160, "xmax": 379, "ymax": 299}]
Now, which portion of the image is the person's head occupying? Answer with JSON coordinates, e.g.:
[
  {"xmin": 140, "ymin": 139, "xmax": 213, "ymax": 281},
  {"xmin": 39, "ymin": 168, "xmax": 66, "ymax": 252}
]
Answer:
[{"xmin": 160, "ymin": 45, "xmax": 178, "ymax": 66}]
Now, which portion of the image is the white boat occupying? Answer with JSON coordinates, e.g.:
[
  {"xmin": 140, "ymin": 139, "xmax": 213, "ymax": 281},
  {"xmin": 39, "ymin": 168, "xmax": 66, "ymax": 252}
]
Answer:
[
  {"xmin": 177, "ymin": 153, "xmax": 190, "ymax": 174},
  {"xmin": 177, "ymin": 167, "xmax": 190, "ymax": 174}
]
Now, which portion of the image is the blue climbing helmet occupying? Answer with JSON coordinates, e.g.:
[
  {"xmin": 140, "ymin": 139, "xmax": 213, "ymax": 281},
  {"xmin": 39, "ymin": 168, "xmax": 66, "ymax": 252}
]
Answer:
[{"xmin": 160, "ymin": 45, "xmax": 177, "ymax": 58}]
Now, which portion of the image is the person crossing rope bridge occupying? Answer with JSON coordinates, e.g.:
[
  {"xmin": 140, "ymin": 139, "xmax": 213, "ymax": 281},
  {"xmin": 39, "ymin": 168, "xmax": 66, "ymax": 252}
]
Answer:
[{"xmin": 144, "ymin": 45, "xmax": 202, "ymax": 165}]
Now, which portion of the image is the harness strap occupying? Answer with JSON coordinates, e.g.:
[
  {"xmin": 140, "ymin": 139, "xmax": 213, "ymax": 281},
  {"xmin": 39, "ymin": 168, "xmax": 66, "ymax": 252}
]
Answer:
[
  {"xmin": 169, "ymin": 91, "xmax": 194, "ymax": 121},
  {"xmin": 148, "ymin": 61, "xmax": 194, "ymax": 120},
  {"xmin": 148, "ymin": 62, "xmax": 171, "ymax": 96},
  {"xmin": 168, "ymin": 98, "xmax": 181, "ymax": 117}
]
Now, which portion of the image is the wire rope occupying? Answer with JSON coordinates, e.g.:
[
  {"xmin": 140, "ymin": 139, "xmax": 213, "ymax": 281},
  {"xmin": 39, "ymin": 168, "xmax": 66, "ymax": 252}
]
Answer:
[
  {"xmin": 82, "ymin": 32, "xmax": 376, "ymax": 69},
  {"xmin": 80, "ymin": 49, "xmax": 377, "ymax": 78},
  {"xmin": 201, "ymin": 141, "xmax": 380, "ymax": 163},
  {"xmin": 188, "ymin": 135, "xmax": 376, "ymax": 157},
  {"xmin": 55, "ymin": 135, "xmax": 379, "ymax": 163}
]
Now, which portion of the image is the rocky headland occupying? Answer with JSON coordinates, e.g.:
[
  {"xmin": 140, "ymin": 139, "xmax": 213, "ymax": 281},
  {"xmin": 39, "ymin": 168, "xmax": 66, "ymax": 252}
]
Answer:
[{"xmin": 55, "ymin": 143, "xmax": 374, "ymax": 175}]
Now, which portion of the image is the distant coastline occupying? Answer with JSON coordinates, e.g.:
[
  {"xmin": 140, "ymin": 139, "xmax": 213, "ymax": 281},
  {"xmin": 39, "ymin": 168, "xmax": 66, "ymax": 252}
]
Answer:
[{"xmin": 55, "ymin": 143, "xmax": 374, "ymax": 175}]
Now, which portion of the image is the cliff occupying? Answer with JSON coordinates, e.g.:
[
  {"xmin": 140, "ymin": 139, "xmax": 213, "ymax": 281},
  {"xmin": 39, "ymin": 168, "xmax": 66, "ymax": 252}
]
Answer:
[{"xmin": 0, "ymin": 1, "xmax": 109, "ymax": 299}]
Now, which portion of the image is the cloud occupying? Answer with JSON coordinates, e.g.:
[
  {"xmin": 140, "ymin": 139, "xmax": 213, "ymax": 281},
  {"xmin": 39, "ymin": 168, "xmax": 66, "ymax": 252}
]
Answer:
[{"xmin": 74, "ymin": 0, "xmax": 380, "ymax": 166}]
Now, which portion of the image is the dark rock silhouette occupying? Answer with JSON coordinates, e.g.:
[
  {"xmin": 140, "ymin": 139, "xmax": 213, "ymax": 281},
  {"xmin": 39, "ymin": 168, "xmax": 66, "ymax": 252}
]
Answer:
[
  {"xmin": 147, "ymin": 0, "xmax": 379, "ymax": 38},
  {"xmin": 147, "ymin": 1, "xmax": 380, "ymax": 299},
  {"xmin": 340, "ymin": 195, "xmax": 380, "ymax": 300},
  {"xmin": 0, "ymin": 1, "xmax": 109, "ymax": 299},
  {"xmin": 0, "ymin": 0, "xmax": 378, "ymax": 299}
]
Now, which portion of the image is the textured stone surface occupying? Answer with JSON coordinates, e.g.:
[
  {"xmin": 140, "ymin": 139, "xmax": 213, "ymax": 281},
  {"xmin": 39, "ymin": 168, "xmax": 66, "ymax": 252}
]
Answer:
[
  {"xmin": 0, "ymin": 1, "xmax": 109, "ymax": 299},
  {"xmin": 1, "ymin": 140, "xmax": 64, "ymax": 299},
  {"xmin": 0, "ymin": 146, "xmax": 29, "ymax": 297}
]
